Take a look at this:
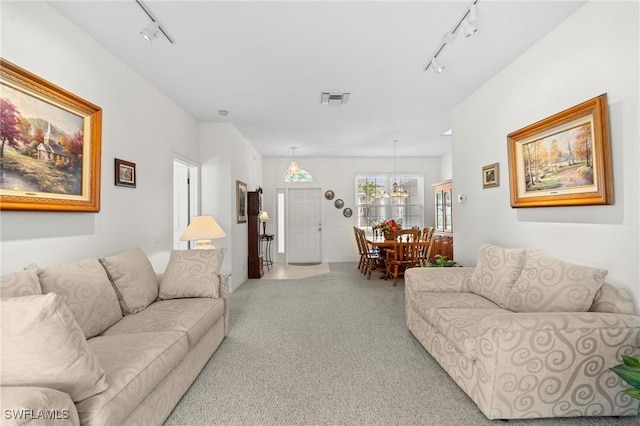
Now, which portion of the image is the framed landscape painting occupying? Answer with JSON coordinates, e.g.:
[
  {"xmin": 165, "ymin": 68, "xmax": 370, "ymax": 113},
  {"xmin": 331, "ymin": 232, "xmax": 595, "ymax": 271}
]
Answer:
[
  {"xmin": 507, "ymin": 94, "xmax": 612, "ymax": 208},
  {"xmin": 0, "ymin": 59, "xmax": 102, "ymax": 212}
]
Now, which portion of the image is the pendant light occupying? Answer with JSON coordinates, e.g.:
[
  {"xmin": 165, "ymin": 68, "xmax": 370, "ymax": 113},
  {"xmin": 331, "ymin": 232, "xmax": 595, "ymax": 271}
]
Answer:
[
  {"xmin": 287, "ymin": 147, "xmax": 299, "ymax": 177},
  {"xmin": 391, "ymin": 140, "xmax": 409, "ymax": 198}
]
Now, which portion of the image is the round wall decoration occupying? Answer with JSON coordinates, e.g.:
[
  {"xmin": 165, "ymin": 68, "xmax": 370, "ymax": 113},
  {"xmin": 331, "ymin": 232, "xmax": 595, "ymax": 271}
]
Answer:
[
  {"xmin": 334, "ymin": 199, "xmax": 344, "ymax": 209},
  {"xmin": 324, "ymin": 190, "xmax": 335, "ymax": 200},
  {"xmin": 343, "ymin": 208, "xmax": 353, "ymax": 218}
]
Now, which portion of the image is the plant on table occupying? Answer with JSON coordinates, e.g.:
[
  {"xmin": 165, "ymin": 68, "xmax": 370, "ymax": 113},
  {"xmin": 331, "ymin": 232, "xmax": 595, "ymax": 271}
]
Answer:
[
  {"xmin": 421, "ymin": 254, "xmax": 457, "ymax": 267},
  {"xmin": 374, "ymin": 219, "xmax": 401, "ymax": 239}
]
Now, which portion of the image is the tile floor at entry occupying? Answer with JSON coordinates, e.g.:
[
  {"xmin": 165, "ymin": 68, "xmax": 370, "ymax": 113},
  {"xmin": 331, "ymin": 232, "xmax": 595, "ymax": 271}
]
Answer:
[{"xmin": 262, "ymin": 262, "xmax": 330, "ymax": 280}]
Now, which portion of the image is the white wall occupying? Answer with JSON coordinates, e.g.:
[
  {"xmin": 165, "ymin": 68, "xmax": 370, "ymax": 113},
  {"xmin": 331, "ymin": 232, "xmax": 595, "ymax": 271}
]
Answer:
[
  {"xmin": 452, "ymin": 2, "xmax": 639, "ymax": 302},
  {"xmin": 262, "ymin": 157, "xmax": 441, "ymax": 263},
  {"xmin": 440, "ymin": 153, "xmax": 453, "ymax": 181},
  {"xmin": 199, "ymin": 123, "xmax": 263, "ymax": 291},
  {"xmin": 0, "ymin": 2, "xmax": 200, "ymax": 273}
]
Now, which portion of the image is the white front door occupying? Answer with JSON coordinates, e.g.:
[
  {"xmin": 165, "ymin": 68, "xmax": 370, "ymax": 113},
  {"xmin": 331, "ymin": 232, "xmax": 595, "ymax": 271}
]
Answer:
[{"xmin": 287, "ymin": 188, "xmax": 322, "ymax": 263}]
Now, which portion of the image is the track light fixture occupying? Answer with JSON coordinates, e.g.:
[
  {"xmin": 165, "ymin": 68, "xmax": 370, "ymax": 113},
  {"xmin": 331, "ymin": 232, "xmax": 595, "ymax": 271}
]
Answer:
[
  {"xmin": 431, "ymin": 58, "xmax": 445, "ymax": 74},
  {"xmin": 140, "ymin": 21, "xmax": 159, "ymax": 41},
  {"xmin": 424, "ymin": 0, "xmax": 478, "ymax": 74},
  {"xmin": 136, "ymin": 0, "xmax": 174, "ymax": 44}
]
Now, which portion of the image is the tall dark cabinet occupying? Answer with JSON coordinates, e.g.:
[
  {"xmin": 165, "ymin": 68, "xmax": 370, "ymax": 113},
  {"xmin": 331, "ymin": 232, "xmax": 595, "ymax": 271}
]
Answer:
[{"xmin": 248, "ymin": 190, "xmax": 263, "ymax": 278}]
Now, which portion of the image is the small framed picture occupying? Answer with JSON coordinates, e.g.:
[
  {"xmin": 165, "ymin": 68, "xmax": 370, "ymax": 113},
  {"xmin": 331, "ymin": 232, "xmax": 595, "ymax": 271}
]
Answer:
[
  {"xmin": 236, "ymin": 180, "xmax": 247, "ymax": 223},
  {"xmin": 482, "ymin": 163, "xmax": 499, "ymax": 189},
  {"xmin": 115, "ymin": 159, "xmax": 136, "ymax": 188}
]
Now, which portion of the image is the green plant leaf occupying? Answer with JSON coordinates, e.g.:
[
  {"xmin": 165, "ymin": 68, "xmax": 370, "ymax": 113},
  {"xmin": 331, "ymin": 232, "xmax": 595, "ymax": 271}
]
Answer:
[
  {"xmin": 611, "ymin": 365, "xmax": 640, "ymax": 388},
  {"xmin": 623, "ymin": 388, "xmax": 640, "ymax": 400},
  {"xmin": 623, "ymin": 355, "xmax": 640, "ymax": 368}
]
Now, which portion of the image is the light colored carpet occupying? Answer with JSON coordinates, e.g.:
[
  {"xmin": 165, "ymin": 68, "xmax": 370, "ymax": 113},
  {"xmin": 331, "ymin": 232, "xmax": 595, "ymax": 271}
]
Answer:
[{"xmin": 164, "ymin": 263, "xmax": 639, "ymax": 426}]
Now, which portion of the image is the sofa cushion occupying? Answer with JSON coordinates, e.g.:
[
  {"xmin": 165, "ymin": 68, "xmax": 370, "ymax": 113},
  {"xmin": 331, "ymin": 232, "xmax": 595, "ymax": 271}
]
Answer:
[
  {"xmin": 1, "ymin": 386, "xmax": 80, "ymax": 426},
  {"xmin": 410, "ymin": 292, "xmax": 500, "ymax": 324},
  {"xmin": 469, "ymin": 244, "xmax": 526, "ymax": 308},
  {"xmin": 506, "ymin": 251, "xmax": 607, "ymax": 312},
  {"xmin": 100, "ymin": 248, "xmax": 159, "ymax": 315},
  {"xmin": 77, "ymin": 331, "xmax": 188, "ymax": 426},
  {"xmin": 431, "ymin": 308, "xmax": 509, "ymax": 360},
  {"xmin": 0, "ymin": 269, "xmax": 41, "ymax": 298},
  {"xmin": 159, "ymin": 249, "xmax": 223, "ymax": 299},
  {"xmin": 102, "ymin": 298, "xmax": 224, "ymax": 349},
  {"xmin": 590, "ymin": 282, "xmax": 636, "ymax": 315},
  {"xmin": 38, "ymin": 257, "xmax": 122, "ymax": 339},
  {"xmin": 0, "ymin": 294, "xmax": 108, "ymax": 402}
]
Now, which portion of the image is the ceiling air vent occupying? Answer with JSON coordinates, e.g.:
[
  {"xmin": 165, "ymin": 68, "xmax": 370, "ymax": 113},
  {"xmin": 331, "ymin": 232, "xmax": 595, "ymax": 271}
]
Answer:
[{"xmin": 321, "ymin": 92, "xmax": 351, "ymax": 105}]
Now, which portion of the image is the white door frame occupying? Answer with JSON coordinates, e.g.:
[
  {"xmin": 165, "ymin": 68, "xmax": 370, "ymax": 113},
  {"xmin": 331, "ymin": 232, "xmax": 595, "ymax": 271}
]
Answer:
[{"xmin": 172, "ymin": 158, "xmax": 199, "ymax": 249}]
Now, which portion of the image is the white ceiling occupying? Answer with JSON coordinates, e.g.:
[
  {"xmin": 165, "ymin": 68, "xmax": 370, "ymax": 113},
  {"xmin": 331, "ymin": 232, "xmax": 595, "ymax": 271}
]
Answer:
[{"xmin": 50, "ymin": 1, "xmax": 586, "ymax": 158}]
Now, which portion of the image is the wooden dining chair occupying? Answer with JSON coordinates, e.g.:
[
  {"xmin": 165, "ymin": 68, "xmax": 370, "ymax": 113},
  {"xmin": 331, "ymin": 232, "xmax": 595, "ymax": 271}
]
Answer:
[
  {"xmin": 385, "ymin": 240, "xmax": 428, "ymax": 285},
  {"xmin": 357, "ymin": 229, "xmax": 383, "ymax": 279},
  {"xmin": 420, "ymin": 227, "xmax": 434, "ymax": 243},
  {"xmin": 353, "ymin": 227, "xmax": 366, "ymax": 272},
  {"xmin": 396, "ymin": 229, "xmax": 421, "ymax": 242}
]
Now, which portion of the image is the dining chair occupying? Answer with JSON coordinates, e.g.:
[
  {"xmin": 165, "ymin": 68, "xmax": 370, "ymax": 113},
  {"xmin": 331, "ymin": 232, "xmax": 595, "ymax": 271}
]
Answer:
[
  {"xmin": 420, "ymin": 227, "xmax": 434, "ymax": 243},
  {"xmin": 396, "ymin": 229, "xmax": 420, "ymax": 242},
  {"xmin": 385, "ymin": 240, "xmax": 428, "ymax": 285},
  {"xmin": 353, "ymin": 227, "xmax": 366, "ymax": 272},
  {"xmin": 357, "ymin": 229, "xmax": 383, "ymax": 279}
]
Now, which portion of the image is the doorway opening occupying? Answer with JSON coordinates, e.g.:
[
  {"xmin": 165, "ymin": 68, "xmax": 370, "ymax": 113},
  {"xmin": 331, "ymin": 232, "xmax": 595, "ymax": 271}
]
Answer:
[{"xmin": 172, "ymin": 159, "xmax": 199, "ymax": 250}]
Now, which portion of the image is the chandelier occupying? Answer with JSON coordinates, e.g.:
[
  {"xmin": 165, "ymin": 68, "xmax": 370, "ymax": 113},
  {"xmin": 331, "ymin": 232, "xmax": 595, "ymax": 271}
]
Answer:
[
  {"xmin": 287, "ymin": 147, "xmax": 299, "ymax": 177},
  {"xmin": 390, "ymin": 140, "xmax": 409, "ymax": 198}
]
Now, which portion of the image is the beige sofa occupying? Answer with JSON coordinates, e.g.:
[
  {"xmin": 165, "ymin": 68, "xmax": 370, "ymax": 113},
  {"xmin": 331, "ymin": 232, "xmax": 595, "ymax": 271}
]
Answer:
[
  {"xmin": 405, "ymin": 244, "xmax": 640, "ymax": 420},
  {"xmin": 0, "ymin": 248, "xmax": 229, "ymax": 426}
]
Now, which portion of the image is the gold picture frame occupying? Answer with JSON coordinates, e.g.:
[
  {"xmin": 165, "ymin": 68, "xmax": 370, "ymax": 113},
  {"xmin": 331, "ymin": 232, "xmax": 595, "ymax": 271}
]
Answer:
[
  {"xmin": 482, "ymin": 163, "xmax": 499, "ymax": 188},
  {"xmin": 0, "ymin": 59, "xmax": 102, "ymax": 212},
  {"xmin": 507, "ymin": 94, "xmax": 612, "ymax": 208}
]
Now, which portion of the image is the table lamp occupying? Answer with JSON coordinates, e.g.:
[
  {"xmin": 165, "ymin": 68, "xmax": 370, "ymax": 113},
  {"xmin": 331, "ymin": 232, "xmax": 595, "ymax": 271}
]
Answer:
[
  {"xmin": 259, "ymin": 211, "xmax": 270, "ymax": 235},
  {"xmin": 180, "ymin": 215, "xmax": 227, "ymax": 249}
]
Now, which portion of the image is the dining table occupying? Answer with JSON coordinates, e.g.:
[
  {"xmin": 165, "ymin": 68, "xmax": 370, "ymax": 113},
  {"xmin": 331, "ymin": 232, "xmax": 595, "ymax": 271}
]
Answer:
[{"xmin": 365, "ymin": 234, "xmax": 428, "ymax": 280}]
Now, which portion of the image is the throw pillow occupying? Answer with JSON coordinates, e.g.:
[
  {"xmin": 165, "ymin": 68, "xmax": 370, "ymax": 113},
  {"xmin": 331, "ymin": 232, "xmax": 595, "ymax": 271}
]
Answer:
[
  {"xmin": 159, "ymin": 249, "xmax": 223, "ymax": 299},
  {"xmin": 506, "ymin": 251, "xmax": 607, "ymax": 312},
  {"xmin": 38, "ymin": 257, "xmax": 122, "ymax": 339},
  {"xmin": 469, "ymin": 244, "xmax": 526, "ymax": 308},
  {"xmin": 0, "ymin": 269, "xmax": 41, "ymax": 298},
  {"xmin": 100, "ymin": 248, "xmax": 159, "ymax": 315},
  {"xmin": 0, "ymin": 294, "xmax": 108, "ymax": 402}
]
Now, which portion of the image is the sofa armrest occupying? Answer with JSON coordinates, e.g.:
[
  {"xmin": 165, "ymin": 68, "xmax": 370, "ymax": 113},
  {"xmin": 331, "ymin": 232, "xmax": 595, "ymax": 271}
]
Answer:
[
  {"xmin": 219, "ymin": 272, "xmax": 231, "ymax": 336},
  {"xmin": 405, "ymin": 267, "xmax": 474, "ymax": 295},
  {"xmin": 1, "ymin": 386, "xmax": 79, "ymax": 426},
  {"xmin": 473, "ymin": 311, "xmax": 640, "ymax": 419}
]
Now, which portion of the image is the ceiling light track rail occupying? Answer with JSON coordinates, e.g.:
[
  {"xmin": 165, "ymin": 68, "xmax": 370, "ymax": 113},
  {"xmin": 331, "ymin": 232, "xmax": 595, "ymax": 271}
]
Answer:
[
  {"xmin": 424, "ymin": 0, "xmax": 478, "ymax": 74},
  {"xmin": 136, "ymin": 0, "xmax": 174, "ymax": 44}
]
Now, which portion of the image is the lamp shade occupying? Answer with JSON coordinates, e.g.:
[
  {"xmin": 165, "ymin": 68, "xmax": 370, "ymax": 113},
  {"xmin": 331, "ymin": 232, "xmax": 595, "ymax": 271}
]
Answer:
[
  {"xmin": 287, "ymin": 160, "xmax": 299, "ymax": 176},
  {"xmin": 180, "ymin": 216, "xmax": 226, "ymax": 249},
  {"xmin": 259, "ymin": 211, "xmax": 270, "ymax": 222}
]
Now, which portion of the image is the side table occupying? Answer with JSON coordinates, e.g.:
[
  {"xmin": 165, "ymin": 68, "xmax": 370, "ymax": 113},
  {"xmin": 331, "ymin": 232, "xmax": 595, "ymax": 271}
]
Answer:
[{"xmin": 260, "ymin": 234, "xmax": 274, "ymax": 271}]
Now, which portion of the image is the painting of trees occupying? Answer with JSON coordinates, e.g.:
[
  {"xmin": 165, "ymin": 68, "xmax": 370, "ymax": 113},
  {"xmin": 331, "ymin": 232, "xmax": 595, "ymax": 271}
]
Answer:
[
  {"xmin": 1, "ymin": 59, "xmax": 101, "ymax": 211},
  {"xmin": 0, "ymin": 91, "xmax": 86, "ymax": 195},
  {"xmin": 520, "ymin": 122, "xmax": 596, "ymax": 193},
  {"xmin": 0, "ymin": 98, "xmax": 23, "ymax": 160},
  {"xmin": 508, "ymin": 94, "xmax": 612, "ymax": 208}
]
